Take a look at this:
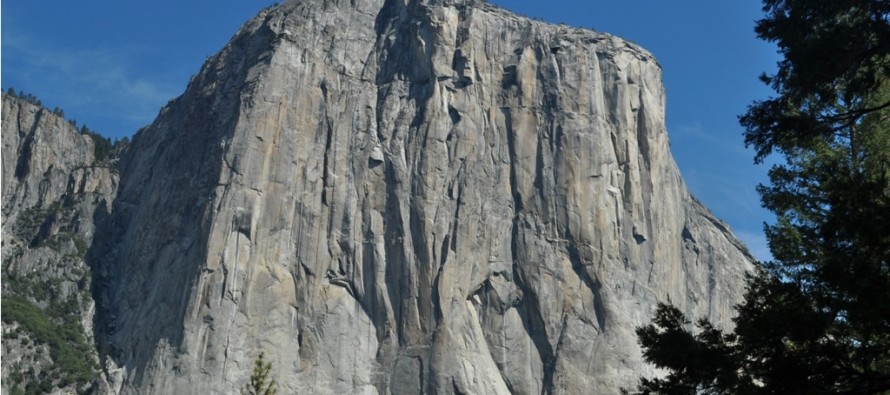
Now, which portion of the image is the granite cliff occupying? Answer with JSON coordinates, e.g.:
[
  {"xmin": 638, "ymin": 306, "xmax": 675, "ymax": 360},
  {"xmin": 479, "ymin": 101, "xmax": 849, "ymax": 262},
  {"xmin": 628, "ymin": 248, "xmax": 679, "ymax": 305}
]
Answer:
[
  {"xmin": 2, "ymin": 0, "xmax": 754, "ymax": 393},
  {"xmin": 2, "ymin": 94, "xmax": 119, "ymax": 393}
]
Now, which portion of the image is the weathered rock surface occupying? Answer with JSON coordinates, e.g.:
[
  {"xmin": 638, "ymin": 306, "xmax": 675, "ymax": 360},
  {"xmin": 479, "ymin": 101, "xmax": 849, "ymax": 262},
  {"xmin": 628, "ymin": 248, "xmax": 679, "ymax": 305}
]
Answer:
[
  {"xmin": 84, "ymin": 1, "xmax": 755, "ymax": 393},
  {"xmin": 3, "ymin": 1, "xmax": 755, "ymax": 394},
  {"xmin": 1, "ymin": 94, "xmax": 119, "ymax": 394}
]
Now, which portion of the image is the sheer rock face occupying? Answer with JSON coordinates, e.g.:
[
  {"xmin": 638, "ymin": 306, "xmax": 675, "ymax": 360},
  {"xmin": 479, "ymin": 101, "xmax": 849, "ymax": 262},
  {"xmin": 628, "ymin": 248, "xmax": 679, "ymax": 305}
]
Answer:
[
  {"xmin": 1, "ymin": 95, "xmax": 118, "ymax": 394},
  {"xmin": 1, "ymin": 94, "xmax": 118, "ymax": 309},
  {"xmin": 2, "ymin": 96, "xmax": 117, "ymax": 228},
  {"xmin": 5, "ymin": 1, "xmax": 753, "ymax": 394}
]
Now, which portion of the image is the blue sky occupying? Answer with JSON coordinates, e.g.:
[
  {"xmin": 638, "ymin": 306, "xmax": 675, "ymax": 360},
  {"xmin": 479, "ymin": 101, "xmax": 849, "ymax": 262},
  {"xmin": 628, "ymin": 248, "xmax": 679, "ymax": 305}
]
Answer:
[{"xmin": 1, "ymin": 0, "xmax": 779, "ymax": 261}]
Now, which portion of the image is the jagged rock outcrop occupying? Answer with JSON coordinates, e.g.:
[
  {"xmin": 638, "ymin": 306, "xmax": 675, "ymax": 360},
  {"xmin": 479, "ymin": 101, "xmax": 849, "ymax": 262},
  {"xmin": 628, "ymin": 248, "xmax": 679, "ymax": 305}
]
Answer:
[
  {"xmin": 1, "ymin": 94, "xmax": 119, "ymax": 394},
  {"xmin": 3, "ymin": 1, "xmax": 755, "ymax": 394}
]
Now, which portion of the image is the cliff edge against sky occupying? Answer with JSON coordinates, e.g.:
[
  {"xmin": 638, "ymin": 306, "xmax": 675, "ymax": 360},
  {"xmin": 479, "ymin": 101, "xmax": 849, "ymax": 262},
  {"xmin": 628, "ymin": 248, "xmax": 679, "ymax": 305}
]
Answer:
[{"xmin": 2, "ymin": 1, "xmax": 754, "ymax": 393}]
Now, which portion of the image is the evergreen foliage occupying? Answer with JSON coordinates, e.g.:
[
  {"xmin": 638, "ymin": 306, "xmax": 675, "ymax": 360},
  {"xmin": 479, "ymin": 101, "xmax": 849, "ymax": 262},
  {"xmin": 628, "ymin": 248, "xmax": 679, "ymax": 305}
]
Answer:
[
  {"xmin": 6, "ymin": 88, "xmax": 43, "ymax": 107},
  {"xmin": 2, "ymin": 273, "xmax": 98, "ymax": 394},
  {"xmin": 242, "ymin": 352, "xmax": 278, "ymax": 395},
  {"xmin": 4, "ymin": 87, "xmax": 124, "ymax": 164},
  {"xmin": 80, "ymin": 125, "xmax": 114, "ymax": 163},
  {"xmin": 631, "ymin": 1, "xmax": 890, "ymax": 394},
  {"xmin": 741, "ymin": 0, "xmax": 890, "ymax": 163}
]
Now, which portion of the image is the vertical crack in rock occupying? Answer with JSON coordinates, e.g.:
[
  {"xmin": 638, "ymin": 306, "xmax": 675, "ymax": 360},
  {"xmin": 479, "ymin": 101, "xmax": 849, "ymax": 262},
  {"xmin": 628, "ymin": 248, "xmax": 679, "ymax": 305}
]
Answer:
[
  {"xmin": 13, "ymin": 108, "xmax": 43, "ymax": 181},
  {"xmin": 2, "ymin": 1, "xmax": 757, "ymax": 393}
]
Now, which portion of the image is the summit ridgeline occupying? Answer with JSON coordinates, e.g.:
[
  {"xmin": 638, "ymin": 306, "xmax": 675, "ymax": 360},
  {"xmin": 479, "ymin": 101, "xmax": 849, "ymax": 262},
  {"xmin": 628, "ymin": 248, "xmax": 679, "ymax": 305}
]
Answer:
[{"xmin": 2, "ymin": 1, "xmax": 753, "ymax": 393}]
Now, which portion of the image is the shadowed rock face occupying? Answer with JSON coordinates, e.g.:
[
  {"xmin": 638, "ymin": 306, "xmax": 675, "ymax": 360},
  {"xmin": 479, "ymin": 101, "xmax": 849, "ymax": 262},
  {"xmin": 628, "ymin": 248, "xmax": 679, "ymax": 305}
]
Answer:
[
  {"xmin": 3, "ymin": 1, "xmax": 754, "ymax": 394},
  {"xmin": 1, "ymin": 95, "xmax": 119, "ymax": 394}
]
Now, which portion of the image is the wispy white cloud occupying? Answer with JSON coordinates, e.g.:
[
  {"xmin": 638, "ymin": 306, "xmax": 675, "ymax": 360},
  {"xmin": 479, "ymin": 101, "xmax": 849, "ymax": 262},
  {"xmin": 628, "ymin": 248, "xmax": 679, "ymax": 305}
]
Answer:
[
  {"xmin": 3, "ymin": 34, "xmax": 181, "ymax": 134},
  {"xmin": 683, "ymin": 167, "xmax": 764, "ymax": 217},
  {"xmin": 673, "ymin": 121, "xmax": 750, "ymax": 157}
]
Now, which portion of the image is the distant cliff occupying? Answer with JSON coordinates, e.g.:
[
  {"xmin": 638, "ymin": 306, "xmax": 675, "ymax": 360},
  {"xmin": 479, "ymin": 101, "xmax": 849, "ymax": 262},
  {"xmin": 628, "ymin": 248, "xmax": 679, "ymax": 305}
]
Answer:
[
  {"xmin": 1, "ymin": 94, "xmax": 119, "ymax": 394},
  {"xmin": 2, "ymin": 0, "xmax": 754, "ymax": 393}
]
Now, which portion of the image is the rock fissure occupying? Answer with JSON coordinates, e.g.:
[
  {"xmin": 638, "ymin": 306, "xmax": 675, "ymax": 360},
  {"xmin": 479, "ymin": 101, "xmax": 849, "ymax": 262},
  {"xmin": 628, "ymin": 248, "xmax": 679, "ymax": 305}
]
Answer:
[{"xmin": 2, "ymin": 1, "xmax": 755, "ymax": 393}]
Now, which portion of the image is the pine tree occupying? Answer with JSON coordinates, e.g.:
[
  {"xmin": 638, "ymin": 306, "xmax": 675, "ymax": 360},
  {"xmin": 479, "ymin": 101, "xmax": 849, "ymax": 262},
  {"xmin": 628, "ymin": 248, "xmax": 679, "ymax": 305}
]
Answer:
[
  {"xmin": 242, "ymin": 352, "xmax": 277, "ymax": 395},
  {"xmin": 631, "ymin": 1, "xmax": 890, "ymax": 394}
]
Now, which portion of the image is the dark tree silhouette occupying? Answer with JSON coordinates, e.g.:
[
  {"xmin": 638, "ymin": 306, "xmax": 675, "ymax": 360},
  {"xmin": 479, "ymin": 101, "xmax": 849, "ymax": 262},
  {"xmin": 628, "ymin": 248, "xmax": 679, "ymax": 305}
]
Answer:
[{"xmin": 631, "ymin": 1, "xmax": 890, "ymax": 394}]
